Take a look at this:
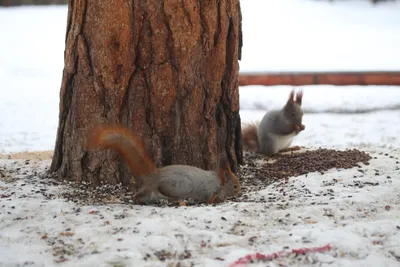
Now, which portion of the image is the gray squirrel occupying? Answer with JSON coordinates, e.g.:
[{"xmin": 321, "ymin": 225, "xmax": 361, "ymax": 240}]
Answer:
[
  {"xmin": 86, "ymin": 124, "xmax": 242, "ymax": 205},
  {"xmin": 242, "ymin": 89, "xmax": 305, "ymax": 156}
]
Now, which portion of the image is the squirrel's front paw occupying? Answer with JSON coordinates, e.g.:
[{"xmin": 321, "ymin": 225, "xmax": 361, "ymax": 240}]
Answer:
[{"xmin": 294, "ymin": 124, "xmax": 305, "ymax": 133}]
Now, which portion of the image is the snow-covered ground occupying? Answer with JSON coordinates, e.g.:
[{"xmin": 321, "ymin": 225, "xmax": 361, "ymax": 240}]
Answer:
[
  {"xmin": 1, "ymin": 1, "xmax": 400, "ymax": 266},
  {"xmin": 1, "ymin": 148, "xmax": 399, "ymax": 267},
  {"xmin": 1, "ymin": 0, "xmax": 400, "ymax": 153}
]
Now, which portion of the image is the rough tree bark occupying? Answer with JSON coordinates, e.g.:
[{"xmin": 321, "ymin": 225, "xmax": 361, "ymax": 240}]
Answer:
[{"xmin": 51, "ymin": 0, "xmax": 243, "ymax": 186}]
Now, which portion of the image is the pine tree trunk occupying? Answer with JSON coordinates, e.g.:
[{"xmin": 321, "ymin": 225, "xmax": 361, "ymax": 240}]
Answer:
[{"xmin": 50, "ymin": 0, "xmax": 243, "ymax": 186}]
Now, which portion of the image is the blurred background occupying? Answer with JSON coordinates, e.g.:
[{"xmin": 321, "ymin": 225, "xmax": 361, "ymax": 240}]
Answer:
[
  {"xmin": 0, "ymin": 0, "xmax": 66, "ymax": 5},
  {"xmin": 0, "ymin": 0, "xmax": 396, "ymax": 6},
  {"xmin": 0, "ymin": 0, "xmax": 400, "ymax": 153}
]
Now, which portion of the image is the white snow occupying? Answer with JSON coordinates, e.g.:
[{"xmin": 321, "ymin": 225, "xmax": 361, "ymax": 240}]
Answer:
[
  {"xmin": 240, "ymin": 0, "xmax": 400, "ymax": 72},
  {"xmin": 239, "ymin": 85, "xmax": 400, "ymax": 113},
  {"xmin": 0, "ymin": 6, "xmax": 65, "ymax": 154},
  {"xmin": 1, "ymin": 1, "xmax": 400, "ymax": 267},
  {"xmin": 1, "ymin": 148, "xmax": 399, "ymax": 266}
]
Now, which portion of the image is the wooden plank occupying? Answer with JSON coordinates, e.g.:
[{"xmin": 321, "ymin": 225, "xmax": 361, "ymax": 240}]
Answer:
[{"xmin": 238, "ymin": 72, "xmax": 400, "ymax": 86}]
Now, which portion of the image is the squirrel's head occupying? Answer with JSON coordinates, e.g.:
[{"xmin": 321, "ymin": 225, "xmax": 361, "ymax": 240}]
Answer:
[
  {"xmin": 218, "ymin": 157, "xmax": 241, "ymax": 197},
  {"xmin": 283, "ymin": 89, "xmax": 304, "ymax": 125}
]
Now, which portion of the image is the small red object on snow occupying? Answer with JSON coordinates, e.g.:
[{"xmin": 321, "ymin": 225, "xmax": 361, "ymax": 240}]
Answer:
[
  {"xmin": 229, "ymin": 244, "xmax": 331, "ymax": 267},
  {"xmin": 292, "ymin": 243, "xmax": 331, "ymax": 254},
  {"xmin": 229, "ymin": 251, "xmax": 283, "ymax": 267}
]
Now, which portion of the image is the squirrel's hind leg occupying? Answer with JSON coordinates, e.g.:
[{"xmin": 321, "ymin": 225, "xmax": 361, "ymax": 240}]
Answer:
[
  {"xmin": 133, "ymin": 188, "xmax": 148, "ymax": 204},
  {"xmin": 257, "ymin": 138, "xmax": 276, "ymax": 157},
  {"xmin": 134, "ymin": 188, "xmax": 169, "ymax": 205}
]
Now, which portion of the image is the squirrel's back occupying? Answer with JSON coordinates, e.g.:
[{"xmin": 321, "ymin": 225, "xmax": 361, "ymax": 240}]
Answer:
[
  {"xmin": 241, "ymin": 110, "xmax": 280, "ymax": 152},
  {"xmin": 156, "ymin": 165, "xmax": 221, "ymax": 202}
]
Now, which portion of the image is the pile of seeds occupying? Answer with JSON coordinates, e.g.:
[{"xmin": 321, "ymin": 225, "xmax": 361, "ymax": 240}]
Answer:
[
  {"xmin": 255, "ymin": 148, "xmax": 371, "ymax": 180},
  {"xmin": 236, "ymin": 148, "xmax": 372, "ymax": 196},
  {"xmin": 59, "ymin": 180, "xmax": 136, "ymax": 206}
]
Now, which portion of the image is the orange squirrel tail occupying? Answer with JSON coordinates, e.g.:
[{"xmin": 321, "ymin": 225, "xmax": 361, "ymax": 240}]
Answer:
[
  {"xmin": 241, "ymin": 122, "xmax": 259, "ymax": 151},
  {"xmin": 86, "ymin": 124, "xmax": 157, "ymax": 177}
]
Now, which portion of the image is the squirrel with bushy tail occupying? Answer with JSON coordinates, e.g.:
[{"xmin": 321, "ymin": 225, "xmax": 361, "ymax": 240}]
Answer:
[
  {"xmin": 242, "ymin": 89, "xmax": 305, "ymax": 156},
  {"xmin": 86, "ymin": 124, "xmax": 241, "ymax": 205}
]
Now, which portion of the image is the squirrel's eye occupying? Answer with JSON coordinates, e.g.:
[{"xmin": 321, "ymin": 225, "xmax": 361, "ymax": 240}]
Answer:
[
  {"xmin": 292, "ymin": 113, "xmax": 295, "ymax": 117},
  {"xmin": 233, "ymin": 185, "xmax": 237, "ymax": 189}
]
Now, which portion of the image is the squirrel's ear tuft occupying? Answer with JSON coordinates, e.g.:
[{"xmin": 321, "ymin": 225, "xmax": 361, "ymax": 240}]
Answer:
[
  {"xmin": 295, "ymin": 90, "xmax": 303, "ymax": 105},
  {"xmin": 217, "ymin": 156, "xmax": 230, "ymax": 185},
  {"xmin": 287, "ymin": 89, "xmax": 295, "ymax": 104}
]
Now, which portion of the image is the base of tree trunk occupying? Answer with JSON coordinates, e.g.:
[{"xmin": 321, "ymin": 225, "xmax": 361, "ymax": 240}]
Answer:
[{"xmin": 50, "ymin": 0, "xmax": 243, "ymax": 187}]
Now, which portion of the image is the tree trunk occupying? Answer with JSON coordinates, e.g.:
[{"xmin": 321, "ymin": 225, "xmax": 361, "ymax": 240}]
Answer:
[{"xmin": 51, "ymin": 0, "xmax": 243, "ymax": 187}]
